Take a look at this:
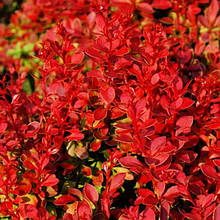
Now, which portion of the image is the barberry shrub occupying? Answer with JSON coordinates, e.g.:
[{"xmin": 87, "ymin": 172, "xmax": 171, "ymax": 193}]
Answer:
[{"xmin": 0, "ymin": 0, "xmax": 220, "ymax": 219}]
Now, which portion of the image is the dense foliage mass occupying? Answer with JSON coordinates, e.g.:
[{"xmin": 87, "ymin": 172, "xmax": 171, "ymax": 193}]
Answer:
[{"xmin": 0, "ymin": 0, "xmax": 220, "ymax": 219}]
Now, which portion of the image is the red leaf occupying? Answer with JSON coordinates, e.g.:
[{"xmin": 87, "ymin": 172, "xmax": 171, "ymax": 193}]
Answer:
[
  {"xmin": 141, "ymin": 208, "xmax": 155, "ymax": 219},
  {"xmin": 198, "ymin": 15, "xmax": 209, "ymax": 27},
  {"xmin": 119, "ymin": 156, "xmax": 145, "ymax": 174},
  {"xmin": 173, "ymin": 76, "xmax": 183, "ymax": 91},
  {"xmin": 163, "ymin": 186, "xmax": 181, "ymax": 201},
  {"xmin": 115, "ymin": 133, "xmax": 133, "ymax": 143},
  {"xmin": 160, "ymin": 200, "xmax": 170, "ymax": 220},
  {"xmin": 87, "ymin": 69, "xmax": 103, "ymax": 78},
  {"xmin": 151, "ymin": 73, "xmax": 160, "ymax": 85},
  {"xmin": 26, "ymin": 121, "xmax": 40, "ymax": 138},
  {"xmin": 109, "ymin": 173, "xmax": 126, "ymax": 193},
  {"xmin": 184, "ymin": 213, "xmax": 201, "ymax": 220},
  {"xmin": 200, "ymin": 164, "xmax": 219, "ymax": 179},
  {"xmin": 66, "ymin": 128, "xmax": 84, "ymax": 141},
  {"xmin": 100, "ymin": 86, "xmax": 115, "ymax": 104},
  {"xmin": 176, "ymin": 116, "xmax": 193, "ymax": 128},
  {"xmin": 85, "ymin": 47, "xmax": 102, "ymax": 59},
  {"xmin": 214, "ymin": 204, "xmax": 220, "ymax": 220},
  {"xmin": 135, "ymin": 97, "xmax": 147, "ymax": 118},
  {"xmin": 42, "ymin": 174, "xmax": 59, "ymax": 187},
  {"xmin": 83, "ymin": 183, "xmax": 99, "ymax": 204},
  {"xmin": 178, "ymin": 151, "xmax": 198, "ymax": 163},
  {"xmin": 151, "ymin": 136, "xmax": 166, "ymax": 155},
  {"xmin": 23, "ymin": 160, "xmax": 37, "ymax": 170},
  {"xmin": 154, "ymin": 156, "xmax": 172, "ymax": 171},
  {"xmin": 77, "ymin": 200, "xmax": 92, "ymax": 219},
  {"xmin": 94, "ymin": 108, "xmax": 107, "ymax": 121},
  {"xmin": 203, "ymin": 202, "xmax": 216, "ymax": 218},
  {"xmin": 160, "ymin": 95, "xmax": 169, "ymax": 112},
  {"xmin": 176, "ymin": 116, "xmax": 193, "ymax": 136},
  {"xmin": 179, "ymin": 98, "xmax": 194, "ymax": 110},
  {"xmin": 152, "ymin": 0, "xmax": 172, "ymax": 10},
  {"xmin": 202, "ymin": 194, "xmax": 215, "ymax": 208},
  {"xmin": 15, "ymin": 179, "xmax": 32, "ymax": 195},
  {"xmin": 204, "ymin": 118, "xmax": 220, "ymax": 129},
  {"xmin": 0, "ymin": 122, "xmax": 7, "ymax": 135},
  {"xmin": 101, "ymin": 193, "xmax": 110, "ymax": 218},
  {"xmin": 137, "ymin": 3, "xmax": 153, "ymax": 14},
  {"xmin": 22, "ymin": 204, "xmax": 38, "ymax": 218},
  {"xmin": 90, "ymin": 139, "xmax": 102, "ymax": 151},
  {"xmin": 71, "ymin": 52, "xmax": 84, "ymax": 64},
  {"xmin": 68, "ymin": 188, "xmax": 83, "ymax": 200},
  {"xmin": 213, "ymin": 158, "xmax": 220, "ymax": 168},
  {"xmin": 113, "ymin": 46, "xmax": 129, "ymax": 56},
  {"xmin": 54, "ymin": 195, "xmax": 76, "ymax": 205},
  {"xmin": 154, "ymin": 182, "xmax": 165, "ymax": 199},
  {"xmin": 207, "ymin": 0, "xmax": 219, "ymax": 24}
]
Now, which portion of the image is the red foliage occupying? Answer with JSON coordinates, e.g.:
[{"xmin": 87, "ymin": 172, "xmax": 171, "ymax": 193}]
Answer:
[{"xmin": 0, "ymin": 0, "xmax": 220, "ymax": 219}]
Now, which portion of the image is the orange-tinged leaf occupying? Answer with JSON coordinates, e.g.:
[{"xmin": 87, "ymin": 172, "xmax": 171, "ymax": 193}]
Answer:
[
  {"xmin": 15, "ymin": 179, "xmax": 32, "ymax": 195},
  {"xmin": 67, "ymin": 201, "xmax": 78, "ymax": 215}
]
